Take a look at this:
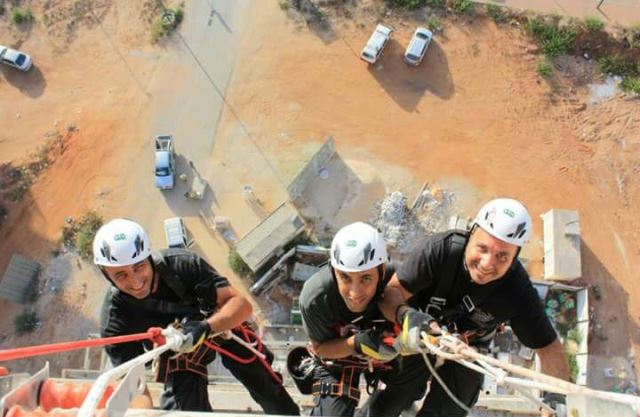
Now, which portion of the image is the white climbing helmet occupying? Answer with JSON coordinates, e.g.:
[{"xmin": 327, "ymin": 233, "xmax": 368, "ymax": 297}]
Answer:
[
  {"xmin": 330, "ymin": 222, "xmax": 388, "ymax": 273},
  {"xmin": 473, "ymin": 198, "xmax": 532, "ymax": 247},
  {"xmin": 93, "ymin": 218, "xmax": 152, "ymax": 267}
]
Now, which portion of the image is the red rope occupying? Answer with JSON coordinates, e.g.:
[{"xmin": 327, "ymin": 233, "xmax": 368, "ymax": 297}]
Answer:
[
  {"xmin": 0, "ymin": 328, "xmax": 165, "ymax": 362},
  {"xmin": 204, "ymin": 326, "xmax": 282, "ymax": 384}
]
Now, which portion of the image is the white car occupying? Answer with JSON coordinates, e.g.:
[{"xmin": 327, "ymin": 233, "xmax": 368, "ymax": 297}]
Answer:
[
  {"xmin": 0, "ymin": 45, "xmax": 33, "ymax": 71},
  {"xmin": 164, "ymin": 217, "xmax": 192, "ymax": 249},
  {"xmin": 154, "ymin": 135, "xmax": 176, "ymax": 190},
  {"xmin": 360, "ymin": 24, "xmax": 393, "ymax": 65},
  {"xmin": 405, "ymin": 27, "xmax": 433, "ymax": 66}
]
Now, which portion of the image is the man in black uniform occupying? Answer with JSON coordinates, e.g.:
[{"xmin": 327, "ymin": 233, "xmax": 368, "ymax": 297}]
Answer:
[
  {"xmin": 94, "ymin": 218, "xmax": 299, "ymax": 415},
  {"xmin": 299, "ymin": 222, "xmax": 429, "ymax": 417},
  {"xmin": 380, "ymin": 198, "xmax": 570, "ymax": 417}
]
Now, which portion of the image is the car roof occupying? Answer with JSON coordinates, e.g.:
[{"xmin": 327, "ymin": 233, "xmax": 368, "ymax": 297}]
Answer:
[
  {"xmin": 1, "ymin": 48, "xmax": 21, "ymax": 62},
  {"xmin": 155, "ymin": 151, "xmax": 170, "ymax": 166},
  {"xmin": 407, "ymin": 27, "xmax": 433, "ymax": 55}
]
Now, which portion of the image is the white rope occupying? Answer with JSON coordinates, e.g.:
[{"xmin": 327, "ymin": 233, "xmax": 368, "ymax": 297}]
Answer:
[
  {"xmin": 79, "ymin": 326, "xmax": 184, "ymax": 417},
  {"xmin": 418, "ymin": 349, "xmax": 472, "ymax": 413},
  {"xmin": 420, "ymin": 332, "xmax": 640, "ymax": 409},
  {"xmin": 420, "ymin": 335, "xmax": 555, "ymax": 413}
]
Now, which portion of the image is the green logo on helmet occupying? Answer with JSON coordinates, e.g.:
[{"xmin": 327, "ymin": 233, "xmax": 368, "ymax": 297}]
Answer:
[
  {"xmin": 346, "ymin": 240, "xmax": 357, "ymax": 247},
  {"xmin": 114, "ymin": 233, "xmax": 127, "ymax": 241},
  {"xmin": 503, "ymin": 209, "xmax": 515, "ymax": 218}
]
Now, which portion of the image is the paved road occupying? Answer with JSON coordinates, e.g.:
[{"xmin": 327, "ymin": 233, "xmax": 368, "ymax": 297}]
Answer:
[
  {"xmin": 123, "ymin": 0, "xmax": 251, "ymax": 250},
  {"xmin": 476, "ymin": 0, "xmax": 640, "ymax": 26}
]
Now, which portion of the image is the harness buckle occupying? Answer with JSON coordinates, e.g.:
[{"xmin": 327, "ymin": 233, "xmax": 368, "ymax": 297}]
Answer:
[
  {"xmin": 462, "ymin": 295, "xmax": 475, "ymax": 313},
  {"xmin": 320, "ymin": 382, "xmax": 332, "ymax": 396}
]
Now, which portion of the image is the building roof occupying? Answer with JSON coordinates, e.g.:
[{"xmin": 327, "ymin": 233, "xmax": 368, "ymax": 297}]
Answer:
[
  {"xmin": 541, "ymin": 209, "xmax": 582, "ymax": 281},
  {"xmin": 236, "ymin": 203, "xmax": 305, "ymax": 272},
  {"xmin": 0, "ymin": 254, "xmax": 41, "ymax": 304}
]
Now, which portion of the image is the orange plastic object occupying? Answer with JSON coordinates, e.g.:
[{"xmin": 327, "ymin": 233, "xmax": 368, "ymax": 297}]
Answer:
[
  {"xmin": 39, "ymin": 381, "xmax": 114, "ymax": 411},
  {"xmin": 0, "ymin": 366, "xmax": 9, "ymax": 376},
  {"xmin": 6, "ymin": 406, "xmax": 107, "ymax": 417},
  {"xmin": 6, "ymin": 406, "xmax": 76, "ymax": 417}
]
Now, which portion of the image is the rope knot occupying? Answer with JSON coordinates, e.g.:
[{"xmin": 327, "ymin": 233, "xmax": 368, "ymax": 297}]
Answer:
[{"xmin": 148, "ymin": 327, "xmax": 166, "ymax": 346}]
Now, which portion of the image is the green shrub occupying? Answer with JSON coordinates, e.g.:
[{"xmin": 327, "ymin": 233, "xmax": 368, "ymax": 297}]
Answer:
[
  {"xmin": 173, "ymin": 6, "xmax": 184, "ymax": 25},
  {"xmin": 537, "ymin": 60, "xmax": 553, "ymax": 77},
  {"xmin": 584, "ymin": 16, "xmax": 604, "ymax": 31},
  {"xmin": 525, "ymin": 16, "xmax": 576, "ymax": 57},
  {"xmin": 567, "ymin": 328, "xmax": 583, "ymax": 345},
  {"xmin": 427, "ymin": 15, "xmax": 440, "ymax": 31},
  {"xmin": 426, "ymin": 0, "xmax": 445, "ymax": 7},
  {"xmin": 228, "ymin": 249, "xmax": 253, "ymax": 278},
  {"xmin": 598, "ymin": 55, "xmax": 639, "ymax": 77},
  {"xmin": 486, "ymin": 3, "xmax": 506, "ymax": 23},
  {"xmin": 60, "ymin": 210, "xmax": 103, "ymax": 259},
  {"xmin": 622, "ymin": 77, "xmax": 640, "ymax": 94},
  {"xmin": 151, "ymin": 20, "xmax": 166, "ymax": 43},
  {"xmin": 450, "ymin": 0, "xmax": 473, "ymax": 13},
  {"xmin": 10, "ymin": 7, "xmax": 33, "ymax": 24},
  {"xmin": 567, "ymin": 353, "xmax": 579, "ymax": 382},
  {"xmin": 151, "ymin": 6, "xmax": 184, "ymax": 42},
  {"xmin": 15, "ymin": 311, "xmax": 40, "ymax": 335},
  {"xmin": 279, "ymin": 0, "xmax": 289, "ymax": 10},
  {"xmin": 388, "ymin": 0, "xmax": 427, "ymax": 9}
]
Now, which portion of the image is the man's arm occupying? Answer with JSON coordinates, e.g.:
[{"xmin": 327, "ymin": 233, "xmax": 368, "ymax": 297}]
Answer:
[
  {"xmin": 379, "ymin": 273, "xmax": 415, "ymax": 324},
  {"xmin": 206, "ymin": 286, "xmax": 253, "ymax": 333},
  {"xmin": 310, "ymin": 336, "xmax": 356, "ymax": 359},
  {"xmin": 537, "ymin": 338, "xmax": 571, "ymax": 381}
]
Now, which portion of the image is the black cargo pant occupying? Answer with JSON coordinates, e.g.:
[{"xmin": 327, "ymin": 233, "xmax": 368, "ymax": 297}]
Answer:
[
  {"xmin": 310, "ymin": 355, "xmax": 429, "ymax": 417},
  {"xmin": 416, "ymin": 359, "xmax": 485, "ymax": 417},
  {"xmin": 160, "ymin": 339, "xmax": 300, "ymax": 415}
]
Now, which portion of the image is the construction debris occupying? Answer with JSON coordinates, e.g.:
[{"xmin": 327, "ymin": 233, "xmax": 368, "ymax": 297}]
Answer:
[{"xmin": 372, "ymin": 186, "xmax": 457, "ymax": 254}]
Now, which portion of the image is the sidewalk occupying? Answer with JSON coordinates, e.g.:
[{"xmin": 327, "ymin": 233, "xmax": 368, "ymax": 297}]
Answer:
[{"xmin": 475, "ymin": 0, "xmax": 640, "ymax": 27}]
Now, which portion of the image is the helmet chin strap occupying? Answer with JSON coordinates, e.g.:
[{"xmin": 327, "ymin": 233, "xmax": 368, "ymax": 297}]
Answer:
[{"xmin": 149, "ymin": 258, "xmax": 159, "ymax": 294}]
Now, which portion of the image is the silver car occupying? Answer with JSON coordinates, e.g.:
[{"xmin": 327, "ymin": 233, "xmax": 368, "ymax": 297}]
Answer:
[
  {"xmin": 405, "ymin": 27, "xmax": 433, "ymax": 66},
  {"xmin": 0, "ymin": 45, "xmax": 33, "ymax": 71}
]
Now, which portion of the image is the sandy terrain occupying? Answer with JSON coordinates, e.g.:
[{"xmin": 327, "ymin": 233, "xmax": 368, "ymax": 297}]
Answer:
[
  {"xmin": 1, "ymin": 0, "xmax": 639, "ymax": 393},
  {"xmin": 214, "ymin": 0, "xmax": 640, "ymax": 384}
]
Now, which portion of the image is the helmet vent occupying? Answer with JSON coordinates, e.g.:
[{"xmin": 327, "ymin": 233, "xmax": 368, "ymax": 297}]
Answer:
[
  {"xmin": 101, "ymin": 241, "xmax": 115, "ymax": 262},
  {"xmin": 507, "ymin": 222, "xmax": 527, "ymax": 239}
]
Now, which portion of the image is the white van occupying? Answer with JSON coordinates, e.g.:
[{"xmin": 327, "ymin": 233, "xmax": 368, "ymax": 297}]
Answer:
[
  {"xmin": 360, "ymin": 24, "xmax": 393, "ymax": 64},
  {"xmin": 164, "ymin": 217, "xmax": 192, "ymax": 249}
]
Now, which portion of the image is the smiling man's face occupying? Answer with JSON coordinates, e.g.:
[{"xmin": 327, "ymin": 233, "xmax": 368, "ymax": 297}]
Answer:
[
  {"xmin": 103, "ymin": 259, "xmax": 154, "ymax": 299},
  {"xmin": 334, "ymin": 266, "xmax": 380, "ymax": 313},
  {"xmin": 465, "ymin": 227, "xmax": 518, "ymax": 285}
]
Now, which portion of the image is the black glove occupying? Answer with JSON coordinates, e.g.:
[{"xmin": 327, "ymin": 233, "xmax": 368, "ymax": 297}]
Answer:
[
  {"xmin": 395, "ymin": 306, "xmax": 439, "ymax": 354},
  {"xmin": 541, "ymin": 392, "xmax": 566, "ymax": 416},
  {"xmin": 179, "ymin": 319, "xmax": 211, "ymax": 353},
  {"xmin": 353, "ymin": 327, "xmax": 398, "ymax": 362}
]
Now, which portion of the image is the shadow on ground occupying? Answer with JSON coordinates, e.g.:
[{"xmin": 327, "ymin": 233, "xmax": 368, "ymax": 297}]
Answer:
[{"xmin": 367, "ymin": 39, "xmax": 454, "ymax": 112}]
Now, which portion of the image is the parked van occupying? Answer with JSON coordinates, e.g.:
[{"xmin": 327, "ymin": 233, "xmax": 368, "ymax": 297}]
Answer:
[
  {"xmin": 360, "ymin": 24, "xmax": 393, "ymax": 64},
  {"xmin": 164, "ymin": 217, "xmax": 192, "ymax": 249}
]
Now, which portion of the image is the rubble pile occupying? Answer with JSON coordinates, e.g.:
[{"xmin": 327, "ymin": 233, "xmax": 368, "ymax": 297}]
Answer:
[{"xmin": 373, "ymin": 186, "xmax": 457, "ymax": 254}]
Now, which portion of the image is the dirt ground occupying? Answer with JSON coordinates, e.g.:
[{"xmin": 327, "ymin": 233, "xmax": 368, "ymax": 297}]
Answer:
[
  {"xmin": 1, "ymin": 0, "xmax": 639, "ymax": 392},
  {"xmin": 0, "ymin": 0, "xmax": 167, "ymax": 374},
  {"xmin": 216, "ymin": 0, "xmax": 640, "ymax": 385}
]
